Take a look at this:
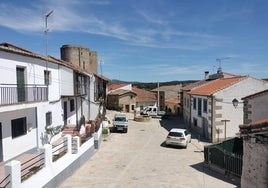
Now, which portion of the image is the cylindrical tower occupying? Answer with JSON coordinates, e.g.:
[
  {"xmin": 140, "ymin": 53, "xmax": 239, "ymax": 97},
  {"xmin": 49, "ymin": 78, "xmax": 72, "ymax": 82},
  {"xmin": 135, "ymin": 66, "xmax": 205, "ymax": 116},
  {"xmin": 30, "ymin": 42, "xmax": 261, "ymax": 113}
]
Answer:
[{"xmin": 60, "ymin": 44, "xmax": 98, "ymax": 74}]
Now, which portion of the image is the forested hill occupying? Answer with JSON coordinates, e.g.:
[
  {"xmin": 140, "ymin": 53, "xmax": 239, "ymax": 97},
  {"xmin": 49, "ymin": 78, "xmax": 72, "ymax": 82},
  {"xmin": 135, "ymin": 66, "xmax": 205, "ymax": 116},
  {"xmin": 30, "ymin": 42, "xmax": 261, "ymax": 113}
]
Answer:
[{"xmin": 110, "ymin": 80, "xmax": 198, "ymax": 90}]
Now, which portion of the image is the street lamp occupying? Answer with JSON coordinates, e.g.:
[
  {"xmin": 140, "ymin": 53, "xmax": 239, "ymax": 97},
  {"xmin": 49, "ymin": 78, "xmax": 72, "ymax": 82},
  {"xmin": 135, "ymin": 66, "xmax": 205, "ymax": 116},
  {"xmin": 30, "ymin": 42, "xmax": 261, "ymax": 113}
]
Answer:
[{"xmin": 232, "ymin": 98, "xmax": 239, "ymax": 108}]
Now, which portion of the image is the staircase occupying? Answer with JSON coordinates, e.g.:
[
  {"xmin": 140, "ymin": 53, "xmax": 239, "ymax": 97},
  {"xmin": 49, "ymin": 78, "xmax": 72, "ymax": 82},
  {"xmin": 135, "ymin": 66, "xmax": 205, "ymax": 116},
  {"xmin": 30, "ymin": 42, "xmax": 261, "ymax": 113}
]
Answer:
[{"xmin": 61, "ymin": 124, "xmax": 77, "ymax": 137}]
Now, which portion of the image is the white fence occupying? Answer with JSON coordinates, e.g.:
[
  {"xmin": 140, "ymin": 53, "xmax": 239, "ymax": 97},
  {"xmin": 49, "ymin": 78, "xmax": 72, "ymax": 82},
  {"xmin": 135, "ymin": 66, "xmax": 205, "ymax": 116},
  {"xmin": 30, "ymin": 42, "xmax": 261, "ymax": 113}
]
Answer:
[{"xmin": 2, "ymin": 124, "xmax": 103, "ymax": 188}]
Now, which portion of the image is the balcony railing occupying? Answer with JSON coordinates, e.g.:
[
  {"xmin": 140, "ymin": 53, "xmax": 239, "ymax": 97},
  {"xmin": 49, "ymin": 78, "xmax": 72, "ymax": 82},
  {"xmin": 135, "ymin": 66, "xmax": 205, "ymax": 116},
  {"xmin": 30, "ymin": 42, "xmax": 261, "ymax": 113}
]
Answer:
[{"xmin": 0, "ymin": 84, "xmax": 48, "ymax": 106}]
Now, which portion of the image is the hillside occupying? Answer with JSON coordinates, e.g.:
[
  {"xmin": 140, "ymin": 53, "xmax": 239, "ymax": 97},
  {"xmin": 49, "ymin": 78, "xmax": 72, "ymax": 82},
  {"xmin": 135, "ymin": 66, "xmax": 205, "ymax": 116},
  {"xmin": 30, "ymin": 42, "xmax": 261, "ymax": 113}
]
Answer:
[{"xmin": 110, "ymin": 79, "xmax": 198, "ymax": 90}]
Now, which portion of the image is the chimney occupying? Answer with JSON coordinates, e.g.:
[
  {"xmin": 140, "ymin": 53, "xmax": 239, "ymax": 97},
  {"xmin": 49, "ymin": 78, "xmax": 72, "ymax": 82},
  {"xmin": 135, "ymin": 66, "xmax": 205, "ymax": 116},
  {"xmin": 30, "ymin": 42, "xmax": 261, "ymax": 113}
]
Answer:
[{"xmin": 204, "ymin": 71, "xmax": 209, "ymax": 79}]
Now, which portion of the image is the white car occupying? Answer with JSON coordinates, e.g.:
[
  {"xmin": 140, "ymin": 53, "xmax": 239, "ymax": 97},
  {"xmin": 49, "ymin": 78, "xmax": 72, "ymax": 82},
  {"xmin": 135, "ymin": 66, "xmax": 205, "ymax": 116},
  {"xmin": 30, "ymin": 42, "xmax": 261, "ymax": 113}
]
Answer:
[
  {"xmin": 165, "ymin": 128, "xmax": 191, "ymax": 148},
  {"xmin": 113, "ymin": 114, "xmax": 128, "ymax": 133}
]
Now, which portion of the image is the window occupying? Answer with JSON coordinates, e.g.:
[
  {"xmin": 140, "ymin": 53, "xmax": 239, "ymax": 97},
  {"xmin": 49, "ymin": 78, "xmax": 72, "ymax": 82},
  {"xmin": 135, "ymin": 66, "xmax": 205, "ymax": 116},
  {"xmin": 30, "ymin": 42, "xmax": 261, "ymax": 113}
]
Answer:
[
  {"xmin": 193, "ymin": 98, "xmax": 197, "ymax": 110},
  {"xmin": 203, "ymin": 99, "xmax": 208, "ymax": 113},
  {"xmin": 193, "ymin": 118, "xmax": 198, "ymax": 127},
  {"xmin": 198, "ymin": 98, "xmax": 202, "ymax": 116},
  {"xmin": 131, "ymin": 105, "xmax": 135, "ymax": 111},
  {"xmin": 46, "ymin": 112, "xmax": 52, "ymax": 126},
  {"xmin": 83, "ymin": 61, "xmax": 85, "ymax": 69},
  {"xmin": 11, "ymin": 117, "xmax": 27, "ymax": 138},
  {"xmin": 70, "ymin": 99, "xmax": 75, "ymax": 112},
  {"xmin": 44, "ymin": 70, "xmax": 51, "ymax": 85}
]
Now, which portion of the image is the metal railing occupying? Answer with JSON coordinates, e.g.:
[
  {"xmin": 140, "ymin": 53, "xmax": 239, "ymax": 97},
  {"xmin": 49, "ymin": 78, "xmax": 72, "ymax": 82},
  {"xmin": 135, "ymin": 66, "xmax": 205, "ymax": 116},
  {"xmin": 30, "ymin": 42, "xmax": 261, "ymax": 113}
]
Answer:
[
  {"xmin": 21, "ymin": 152, "xmax": 45, "ymax": 182},
  {"xmin": 0, "ymin": 84, "xmax": 48, "ymax": 106},
  {"xmin": 204, "ymin": 146, "xmax": 243, "ymax": 177},
  {"xmin": 0, "ymin": 174, "xmax": 11, "ymax": 188},
  {"xmin": 52, "ymin": 139, "xmax": 68, "ymax": 162}
]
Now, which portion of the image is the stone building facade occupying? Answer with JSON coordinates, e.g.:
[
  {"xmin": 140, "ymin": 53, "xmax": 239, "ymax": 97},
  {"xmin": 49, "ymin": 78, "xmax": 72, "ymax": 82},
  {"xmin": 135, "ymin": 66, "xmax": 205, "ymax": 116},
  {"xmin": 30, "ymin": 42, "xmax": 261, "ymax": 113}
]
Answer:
[{"xmin": 60, "ymin": 45, "xmax": 98, "ymax": 74}]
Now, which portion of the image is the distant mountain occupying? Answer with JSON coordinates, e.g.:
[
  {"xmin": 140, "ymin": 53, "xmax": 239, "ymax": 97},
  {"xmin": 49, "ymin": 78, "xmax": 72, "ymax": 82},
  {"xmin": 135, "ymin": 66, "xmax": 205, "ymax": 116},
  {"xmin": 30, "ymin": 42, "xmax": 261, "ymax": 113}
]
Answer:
[{"xmin": 110, "ymin": 79, "xmax": 198, "ymax": 90}]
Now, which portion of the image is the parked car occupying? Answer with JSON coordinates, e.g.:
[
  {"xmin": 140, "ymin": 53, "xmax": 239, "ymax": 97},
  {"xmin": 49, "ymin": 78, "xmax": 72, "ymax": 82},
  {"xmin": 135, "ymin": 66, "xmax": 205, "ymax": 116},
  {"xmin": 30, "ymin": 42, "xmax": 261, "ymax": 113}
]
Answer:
[
  {"xmin": 113, "ymin": 113, "xmax": 128, "ymax": 133},
  {"xmin": 140, "ymin": 105, "xmax": 167, "ymax": 118},
  {"xmin": 165, "ymin": 128, "xmax": 191, "ymax": 148}
]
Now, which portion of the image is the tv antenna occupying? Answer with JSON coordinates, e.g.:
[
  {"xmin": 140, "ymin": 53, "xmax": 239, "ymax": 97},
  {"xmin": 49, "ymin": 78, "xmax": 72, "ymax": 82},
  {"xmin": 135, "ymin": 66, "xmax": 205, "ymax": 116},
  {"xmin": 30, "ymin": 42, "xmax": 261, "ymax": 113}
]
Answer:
[{"xmin": 216, "ymin": 57, "xmax": 230, "ymax": 72}]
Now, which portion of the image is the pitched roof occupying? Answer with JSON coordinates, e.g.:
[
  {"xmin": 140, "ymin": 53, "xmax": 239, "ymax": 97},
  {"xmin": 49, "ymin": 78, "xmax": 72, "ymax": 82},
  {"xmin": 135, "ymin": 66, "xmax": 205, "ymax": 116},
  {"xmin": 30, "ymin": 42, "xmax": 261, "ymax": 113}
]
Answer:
[
  {"xmin": 240, "ymin": 118, "xmax": 268, "ymax": 135},
  {"xmin": 132, "ymin": 87, "xmax": 157, "ymax": 103},
  {"xmin": 181, "ymin": 71, "xmax": 240, "ymax": 91},
  {"xmin": 181, "ymin": 80, "xmax": 209, "ymax": 91},
  {"xmin": 188, "ymin": 76, "xmax": 247, "ymax": 96},
  {"xmin": 108, "ymin": 84, "xmax": 129, "ymax": 91},
  {"xmin": 108, "ymin": 89, "xmax": 136, "ymax": 96},
  {"xmin": 165, "ymin": 97, "xmax": 180, "ymax": 104},
  {"xmin": 242, "ymin": 89, "xmax": 268, "ymax": 100},
  {"xmin": 0, "ymin": 42, "xmax": 110, "ymax": 82}
]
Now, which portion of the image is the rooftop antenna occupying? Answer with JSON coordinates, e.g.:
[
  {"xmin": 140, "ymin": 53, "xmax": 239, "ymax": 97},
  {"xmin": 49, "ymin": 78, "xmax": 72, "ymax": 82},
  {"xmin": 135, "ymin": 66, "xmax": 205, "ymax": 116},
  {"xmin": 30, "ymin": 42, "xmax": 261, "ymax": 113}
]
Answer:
[
  {"xmin": 216, "ymin": 57, "xmax": 230, "ymax": 73},
  {"xmin": 44, "ymin": 10, "xmax": 53, "ymax": 87},
  {"xmin": 45, "ymin": 10, "xmax": 53, "ymax": 71}
]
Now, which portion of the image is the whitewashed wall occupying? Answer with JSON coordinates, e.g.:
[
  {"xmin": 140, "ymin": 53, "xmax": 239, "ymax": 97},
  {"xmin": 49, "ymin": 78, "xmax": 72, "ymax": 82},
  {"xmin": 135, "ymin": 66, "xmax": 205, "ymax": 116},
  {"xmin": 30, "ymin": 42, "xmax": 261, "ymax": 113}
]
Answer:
[
  {"xmin": 190, "ymin": 95, "xmax": 209, "ymax": 128},
  {"xmin": 0, "ymin": 50, "xmax": 63, "ymax": 160},
  {"xmin": 215, "ymin": 77, "xmax": 268, "ymax": 140},
  {"xmin": 59, "ymin": 66, "xmax": 74, "ymax": 96},
  {"xmin": 0, "ymin": 108, "xmax": 37, "ymax": 161}
]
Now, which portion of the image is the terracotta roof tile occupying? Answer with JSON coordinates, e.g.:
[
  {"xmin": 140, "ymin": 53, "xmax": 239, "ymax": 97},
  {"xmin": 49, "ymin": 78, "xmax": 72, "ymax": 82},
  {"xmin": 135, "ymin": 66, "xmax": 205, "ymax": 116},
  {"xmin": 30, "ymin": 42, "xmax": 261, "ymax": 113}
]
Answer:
[
  {"xmin": 132, "ymin": 87, "xmax": 157, "ymax": 103},
  {"xmin": 108, "ymin": 89, "xmax": 136, "ymax": 96},
  {"xmin": 240, "ymin": 118, "xmax": 268, "ymax": 135},
  {"xmin": 108, "ymin": 84, "xmax": 128, "ymax": 91},
  {"xmin": 181, "ymin": 80, "xmax": 209, "ymax": 91},
  {"xmin": 165, "ymin": 97, "xmax": 180, "ymax": 104},
  {"xmin": 188, "ymin": 76, "xmax": 246, "ymax": 96}
]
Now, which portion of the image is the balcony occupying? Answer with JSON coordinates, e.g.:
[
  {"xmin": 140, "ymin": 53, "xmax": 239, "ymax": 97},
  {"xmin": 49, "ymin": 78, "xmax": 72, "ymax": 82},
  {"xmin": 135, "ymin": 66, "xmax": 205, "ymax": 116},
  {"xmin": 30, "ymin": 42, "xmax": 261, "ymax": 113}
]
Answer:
[{"xmin": 0, "ymin": 84, "xmax": 48, "ymax": 106}]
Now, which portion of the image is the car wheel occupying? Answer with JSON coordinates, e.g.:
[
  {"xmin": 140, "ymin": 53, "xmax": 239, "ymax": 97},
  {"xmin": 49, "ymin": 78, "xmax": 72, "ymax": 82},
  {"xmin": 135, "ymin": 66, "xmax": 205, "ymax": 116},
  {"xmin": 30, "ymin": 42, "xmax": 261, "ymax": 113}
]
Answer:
[{"xmin": 124, "ymin": 129, "xmax": 128, "ymax": 133}]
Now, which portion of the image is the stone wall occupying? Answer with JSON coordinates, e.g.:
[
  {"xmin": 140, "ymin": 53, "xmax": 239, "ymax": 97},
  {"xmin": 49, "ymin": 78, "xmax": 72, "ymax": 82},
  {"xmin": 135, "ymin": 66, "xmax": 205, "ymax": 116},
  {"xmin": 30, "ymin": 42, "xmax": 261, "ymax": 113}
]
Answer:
[
  {"xmin": 241, "ymin": 139, "xmax": 268, "ymax": 188},
  {"xmin": 60, "ymin": 45, "xmax": 98, "ymax": 74}
]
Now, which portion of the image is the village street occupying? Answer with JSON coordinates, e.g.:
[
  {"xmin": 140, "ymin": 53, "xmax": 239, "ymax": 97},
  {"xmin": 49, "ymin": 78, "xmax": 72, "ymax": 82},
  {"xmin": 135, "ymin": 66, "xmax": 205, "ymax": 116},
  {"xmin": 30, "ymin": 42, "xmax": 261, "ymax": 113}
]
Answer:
[{"xmin": 58, "ymin": 111, "xmax": 239, "ymax": 188}]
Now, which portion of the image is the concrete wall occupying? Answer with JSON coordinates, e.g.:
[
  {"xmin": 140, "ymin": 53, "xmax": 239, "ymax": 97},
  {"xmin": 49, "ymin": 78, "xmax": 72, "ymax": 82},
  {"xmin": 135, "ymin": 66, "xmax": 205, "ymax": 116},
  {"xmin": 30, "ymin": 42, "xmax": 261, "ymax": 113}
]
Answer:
[{"xmin": 241, "ymin": 139, "xmax": 268, "ymax": 188}]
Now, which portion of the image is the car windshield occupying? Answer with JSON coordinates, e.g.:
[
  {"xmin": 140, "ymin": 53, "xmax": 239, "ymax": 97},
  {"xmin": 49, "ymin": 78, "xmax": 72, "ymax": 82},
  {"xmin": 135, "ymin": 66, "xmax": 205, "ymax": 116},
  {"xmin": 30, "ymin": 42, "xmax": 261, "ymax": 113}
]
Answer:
[
  {"xmin": 168, "ymin": 132, "xmax": 183, "ymax": 137},
  {"xmin": 115, "ymin": 117, "xmax": 126, "ymax": 121}
]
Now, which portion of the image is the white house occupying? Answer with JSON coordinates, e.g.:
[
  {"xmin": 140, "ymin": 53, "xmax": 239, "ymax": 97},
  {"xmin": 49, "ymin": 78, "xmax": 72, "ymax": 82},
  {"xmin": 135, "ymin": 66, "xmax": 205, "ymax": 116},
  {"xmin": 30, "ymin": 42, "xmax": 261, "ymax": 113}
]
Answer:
[
  {"xmin": 0, "ymin": 43, "xmax": 106, "ymax": 162},
  {"xmin": 0, "ymin": 43, "xmax": 62, "ymax": 161},
  {"xmin": 188, "ymin": 76, "xmax": 268, "ymax": 143},
  {"xmin": 181, "ymin": 70, "xmax": 239, "ymax": 128}
]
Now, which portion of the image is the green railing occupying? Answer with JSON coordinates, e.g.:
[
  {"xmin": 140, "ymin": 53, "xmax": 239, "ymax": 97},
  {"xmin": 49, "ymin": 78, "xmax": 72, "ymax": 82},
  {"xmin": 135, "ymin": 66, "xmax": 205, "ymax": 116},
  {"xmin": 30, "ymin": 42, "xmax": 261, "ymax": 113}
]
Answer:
[{"xmin": 204, "ymin": 137, "xmax": 243, "ymax": 177}]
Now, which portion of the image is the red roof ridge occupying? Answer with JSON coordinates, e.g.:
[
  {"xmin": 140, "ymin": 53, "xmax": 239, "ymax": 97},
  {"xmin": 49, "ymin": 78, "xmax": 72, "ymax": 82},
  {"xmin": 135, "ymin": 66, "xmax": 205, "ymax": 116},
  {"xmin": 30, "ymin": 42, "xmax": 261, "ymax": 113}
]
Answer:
[{"xmin": 188, "ymin": 76, "xmax": 247, "ymax": 96}]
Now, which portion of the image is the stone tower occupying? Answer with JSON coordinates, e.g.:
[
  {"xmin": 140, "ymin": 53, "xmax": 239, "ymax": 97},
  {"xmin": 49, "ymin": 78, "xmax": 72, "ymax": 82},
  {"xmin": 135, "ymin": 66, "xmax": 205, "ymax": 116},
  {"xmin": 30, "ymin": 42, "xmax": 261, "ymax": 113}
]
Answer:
[{"xmin": 60, "ymin": 45, "xmax": 98, "ymax": 74}]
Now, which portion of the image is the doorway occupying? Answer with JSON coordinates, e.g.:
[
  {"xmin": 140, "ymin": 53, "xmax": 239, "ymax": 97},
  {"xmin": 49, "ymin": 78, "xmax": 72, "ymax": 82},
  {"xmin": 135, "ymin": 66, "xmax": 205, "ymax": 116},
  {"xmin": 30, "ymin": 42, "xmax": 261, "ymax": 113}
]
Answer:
[
  {"xmin": 16, "ymin": 67, "xmax": 26, "ymax": 102},
  {"xmin": 63, "ymin": 101, "xmax": 67, "ymax": 125}
]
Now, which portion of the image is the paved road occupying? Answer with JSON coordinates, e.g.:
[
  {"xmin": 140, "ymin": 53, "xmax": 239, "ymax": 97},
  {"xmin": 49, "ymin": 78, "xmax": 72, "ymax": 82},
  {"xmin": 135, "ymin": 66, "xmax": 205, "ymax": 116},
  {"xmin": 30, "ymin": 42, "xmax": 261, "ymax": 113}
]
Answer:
[{"xmin": 58, "ymin": 111, "xmax": 238, "ymax": 188}]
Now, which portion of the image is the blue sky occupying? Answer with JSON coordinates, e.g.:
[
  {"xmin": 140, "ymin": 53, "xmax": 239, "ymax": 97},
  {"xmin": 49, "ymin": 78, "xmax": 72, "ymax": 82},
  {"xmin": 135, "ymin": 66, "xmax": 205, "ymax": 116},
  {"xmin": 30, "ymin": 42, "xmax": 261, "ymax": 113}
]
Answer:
[{"xmin": 0, "ymin": 0, "xmax": 268, "ymax": 82}]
